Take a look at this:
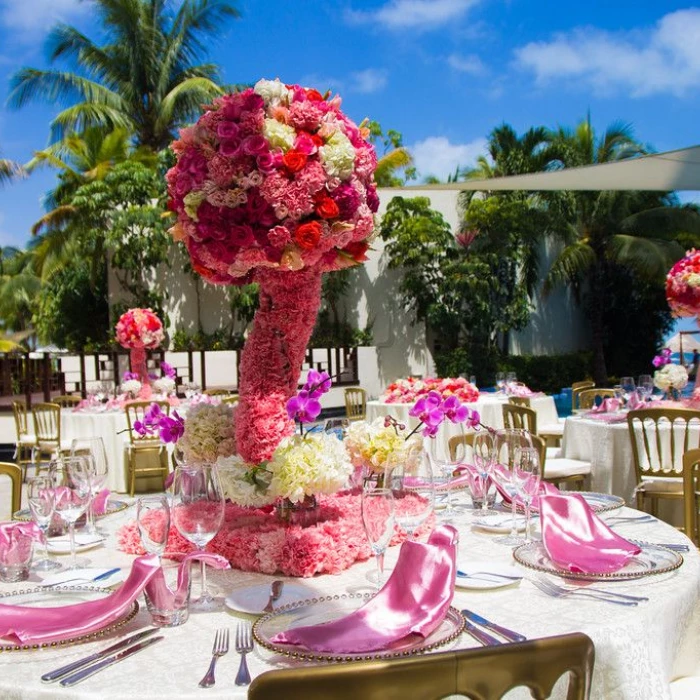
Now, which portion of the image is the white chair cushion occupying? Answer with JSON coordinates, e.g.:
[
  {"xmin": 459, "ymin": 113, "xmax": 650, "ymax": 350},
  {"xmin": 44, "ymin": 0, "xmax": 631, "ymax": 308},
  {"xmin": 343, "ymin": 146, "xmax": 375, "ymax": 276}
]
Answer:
[
  {"xmin": 545, "ymin": 446, "xmax": 562, "ymax": 461},
  {"xmin": 18, "ymin": 434, "xmax": 37, "ymax": 445},
  {"xmin": 671, "ymin": 677, "xmax": 700, "ymax": 700},
  {"xmin": 639, "ymin": 475, "xmax": 683, "ymax": 495},
  {"xmin": 545, "ymin": 458, "xmax": 591, "ymax": 480},
  {"xmin": 539, "ymin": 423, "xmax": 564, "ymax": 437}
]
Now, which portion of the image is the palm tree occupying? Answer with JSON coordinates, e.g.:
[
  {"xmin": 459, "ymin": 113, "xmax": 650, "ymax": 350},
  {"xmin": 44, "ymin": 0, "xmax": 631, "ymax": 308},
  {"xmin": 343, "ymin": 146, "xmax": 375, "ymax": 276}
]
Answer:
[
  {"xmin": 0, "ymin": 153, "xmax": 24, "ymax": 186},
  {"xmin": 8, "ymin": 0, "xmax": 240, "ymax": 150},
  {"xmin": 0, "ymin": 250, "xmax": 40, "ymax": 333},
  {"xmin": 543, "ymin": 119, "xmax": 699, "ymax": 383}
]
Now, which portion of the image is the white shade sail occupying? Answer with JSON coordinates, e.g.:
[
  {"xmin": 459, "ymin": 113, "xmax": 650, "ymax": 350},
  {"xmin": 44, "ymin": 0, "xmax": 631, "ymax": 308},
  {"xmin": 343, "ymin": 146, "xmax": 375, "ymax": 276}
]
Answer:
[
  {"xmin": 665, "ymin": 332, "xmax": 700, "ymax": 354},
  {"xmin": 399, "ymin": 145, "xmax": 700, "ymax": 192}
]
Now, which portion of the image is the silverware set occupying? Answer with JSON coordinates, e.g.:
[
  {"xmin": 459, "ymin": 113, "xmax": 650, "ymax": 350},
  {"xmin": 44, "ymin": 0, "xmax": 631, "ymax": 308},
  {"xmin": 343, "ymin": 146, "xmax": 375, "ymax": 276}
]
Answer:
[
  {"xmin": 531, "ymin": 576, "xmax": 647, "ymax": 606},
  {"xmin": 199, "ymin": 628, "xmax": 229, "ymax": 688},
  {"xmin": 235, "ymin": 621, "xmax": 254, "ymax": 686}
]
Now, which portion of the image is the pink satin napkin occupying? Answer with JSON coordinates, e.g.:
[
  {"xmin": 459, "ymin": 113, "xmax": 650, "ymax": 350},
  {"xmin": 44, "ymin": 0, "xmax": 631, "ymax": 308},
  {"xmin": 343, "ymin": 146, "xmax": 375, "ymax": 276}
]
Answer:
[
  {"xmin": 91, "ymin": 489, "xmax": 111, "ymax": 515},
  {"xmin": 589, "ymin": 398, "xmax": 622, "ymax": 414},
  {"xmin": 0, "ymin": 552, "xmax": 229, "ymax": 644},
  {"xmin": 539, "ymin": 493, "xmax": 641, "ymax": 574},
  {"xmin": 272, "ymin": 525, "xmax": 458, "ymax": 653},
  {"xmin": 453, "ymin": 464, "xmax": 492, "ymax": 498},
  {"xmin": 0, "ymin": 523, "xmax": 42, "ymax": 564}
]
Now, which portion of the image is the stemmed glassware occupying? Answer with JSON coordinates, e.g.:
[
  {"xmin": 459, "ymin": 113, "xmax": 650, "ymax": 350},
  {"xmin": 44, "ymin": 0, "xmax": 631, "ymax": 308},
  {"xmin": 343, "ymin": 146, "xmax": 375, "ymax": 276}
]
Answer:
[
  {"xmin": 137, "ymin": 495, "xmax": 171, "ymax": 557},
  {"xmin": 638, "ymin": 375, "xmax": 653, "ymax": 403},
  {"xmin": 26, "ymin": 476, "xmax": 62, "ymax": 571},
  {"xmin": 171, "ymin": 464, "xmax": 225, "ymax": 613},
  {"xmin": 70, "ymin": 437, "xmax": 109, "ymax": 536},
  {"xmin": 52, "ymin": 457, "xmax": 92, "ymax": 570},
  {"xmin": 620, "ymin": 377, "xmax": 636, "ymax": 404},
  {"xmin": 472, "ymin": 431, "xmax": 496, "ymax": 514},
  {"xmin": 496, "ymin": 372, "xmax": 506, "ymax": 394},
  {"xmin": 513, "ymin": 446, "xmax": 541, "ymax": 544},
  {"xmin": 427, "ymin": 422, "xmax": 465, "ymax": 522},
  {"xmin": 493, "ymin": 429, "xmax": 533, "ymax": 546},
  {"xmin": 361, "ymin": 487, "xmax": 396, "ymax": 590},
  {"xmin": 386, "ymin": 447, "xmax": 434, "ymax": 540}
]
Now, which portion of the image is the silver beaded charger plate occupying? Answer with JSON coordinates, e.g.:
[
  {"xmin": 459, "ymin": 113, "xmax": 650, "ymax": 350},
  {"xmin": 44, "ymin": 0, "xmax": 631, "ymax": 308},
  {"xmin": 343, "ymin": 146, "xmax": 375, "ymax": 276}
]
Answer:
[
  {"xmin": 13, "ymin": 499, "xmax": 129, "ymax": 522},
  {"xmin": 0, "ymin": 586, "xmax": 139, "ymax": 652},
  {"xmin": 513, "ymin": 541, "xmax": 683, "ymax": 581},
  {"xmin": 511, "ymin": 492, "xmax": 625, "ymax": 516},
  {"xmin": 253, "ymin": 593, "xmax": 465, "ymax": 662}
]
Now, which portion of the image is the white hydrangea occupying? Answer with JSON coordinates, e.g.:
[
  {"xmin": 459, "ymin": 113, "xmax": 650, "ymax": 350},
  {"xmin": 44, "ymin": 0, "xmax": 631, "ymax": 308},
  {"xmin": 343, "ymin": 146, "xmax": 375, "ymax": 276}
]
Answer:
[
  {"xmin": 254, "ymin": 78, "xmax": 292, "ymax": 105},
  {"xmin": 179, "ymin": 403, "xmax": 237, "ymax": 463},
  {"xmin": 654, "ymin": 363, "xmax": 689, "ymax": 391},
  {"xmin": 217, "ymin": 455, "xmax": 273, "ymax": 508},
  {"xmin": 262, "ymin": 118, "xmax": 296, "ymax": 151},
  {"xmin": 686, "ymin": 272, "xmax": 700, "ymax": 288},
  {"xmin": 345, "ymin": 417, "xmax": 422, "ymax": 474},
  {"xmin": 319, "ymin": 130, "xmax": 356, "ymax": 180},
  {"xmin": 120, "ymin": 379, "xmax": 141, "ymax": 397},
  {"xmin": 152, "ymin": 377, "xmax": 176, "ymax": 395}
]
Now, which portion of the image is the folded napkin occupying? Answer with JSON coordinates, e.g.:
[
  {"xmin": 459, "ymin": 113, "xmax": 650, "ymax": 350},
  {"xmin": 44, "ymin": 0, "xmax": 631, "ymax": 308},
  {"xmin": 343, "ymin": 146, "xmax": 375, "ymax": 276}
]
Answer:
[
  {"xmin": 539, "ymin": 493, "xmax": 641, "ymax": 574},
  {"xmin": 92, "ymin": 489, "xmax": 111, "ymax": 515},
  {"xmin": 590, "ymin": 398, "xmax": 622, "ymax": 414},
  {"xmin": 0, "ymin": 522, "xmax": 42, "ymax": 564},
  {"xmin": 453, "ymin": 464, "xmax": 492, "ymax": 499},
  {"xmin": 272, "ymin": 525, "xmax": 458, "ymax": 653},
  {"xmin": 0, "ymin": 552, "xmax": 229, "ymax": 644}
]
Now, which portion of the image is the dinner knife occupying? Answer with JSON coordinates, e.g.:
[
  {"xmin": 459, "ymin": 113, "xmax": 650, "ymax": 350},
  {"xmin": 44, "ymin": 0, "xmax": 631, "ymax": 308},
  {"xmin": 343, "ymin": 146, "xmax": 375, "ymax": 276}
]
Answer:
[
  {"xmin": 461, "ymin": 609, "xmax": 527, "ymax": 643},
  {"xmin": 41, "ymin": 628, "xmax": 159, "ymax": 683},
  {"xmin": 59, "ymin": 635, "xmax": 164, "ymax": 687},
  {"xmin": 462, "ymin": 619, "xmax": 502, "ymax": 647}
]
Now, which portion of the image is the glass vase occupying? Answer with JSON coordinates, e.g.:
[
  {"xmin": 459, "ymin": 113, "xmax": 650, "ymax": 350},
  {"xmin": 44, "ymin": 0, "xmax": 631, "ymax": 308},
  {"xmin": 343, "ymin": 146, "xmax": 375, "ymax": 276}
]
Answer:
[{"xmin": 275, "ymin": 495, "xmax": 320, "ymax": 528}]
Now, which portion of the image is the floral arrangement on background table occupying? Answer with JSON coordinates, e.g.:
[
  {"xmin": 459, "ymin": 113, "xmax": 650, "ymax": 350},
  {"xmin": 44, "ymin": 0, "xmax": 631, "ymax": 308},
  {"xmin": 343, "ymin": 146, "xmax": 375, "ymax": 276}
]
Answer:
[
  {"xmin": 167, "ymin": 77, "xmax": 378, "ymax": 464},
  {"xmin": 115, "ymin": 308, "xmax": 164, "ymax": 398},
  {"xmin": 652, "ymin": 348, "xmax": 689, "ymax": 400},
  {"xmin": 119, "ymin": 372, "xmax": 142, "ymax": 399},
  {"xmin": 382, "ymin": 376, "xmax": 479, "ymax": 404}
]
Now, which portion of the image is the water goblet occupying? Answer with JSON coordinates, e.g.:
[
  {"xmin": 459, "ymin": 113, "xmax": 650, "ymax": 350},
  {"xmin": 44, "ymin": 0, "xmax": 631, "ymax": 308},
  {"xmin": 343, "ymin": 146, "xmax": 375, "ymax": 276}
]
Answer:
[
  {"xmin": 71, "ymin": 437, "xmax": 109, "ymax": 536},
  {"xmin": 638, "ymin": 375, "xmax": 653, "ymax": 403},
  {"xmin": 620, "ymin": 377, "xmax": 636, "ymax": 404},
  {"xmin": 471, "ymin": 431, "xmax": 496, "ymax": 513},
  {"xmin": 361, "ymin": 487, "xmax": 396, "ymax": 590},
  {"xmin": 427, "ymin": 422, "xmax": 465, "ymax": 522},
  {"xmin": 136, "ymin": 495, "xmax": 171, "ymax": 557},
  {"xmin": 493, "ymin": 428, "xmax": 532, "ymax": 546},
  {"xmin": 26, "ymin": 476, "xmax": 62, "ymax": 572},
  {"xmin": 496, "ymin": 372, "xmax": 506, "ymax": 394},
  {"xmin": 512, "ymin": 446, "xmax": 541, "ymax": 544},
  {"xmin": 171, "ymin": 464, "xmax": 225, "ymax": 613}
]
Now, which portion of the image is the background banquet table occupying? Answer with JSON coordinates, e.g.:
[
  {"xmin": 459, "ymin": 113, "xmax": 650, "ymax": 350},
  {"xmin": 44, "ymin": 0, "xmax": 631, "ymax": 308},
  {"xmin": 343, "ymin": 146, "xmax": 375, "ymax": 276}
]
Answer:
[{"xmin": 1, "ymin": 491, "xmax": 698, "ymax": 699}]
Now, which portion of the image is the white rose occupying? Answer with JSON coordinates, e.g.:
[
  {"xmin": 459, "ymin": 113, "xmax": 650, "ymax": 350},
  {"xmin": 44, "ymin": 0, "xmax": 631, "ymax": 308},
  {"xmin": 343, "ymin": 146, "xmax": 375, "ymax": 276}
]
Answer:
[
  {"xmin": 254, "ymin": 79, "xmax": 291, "ymax": 105},
  {"xmin": 262, "ymin": 118, "xmax": 296, "ymax": 151},
  {"xmin": 319, "ymin": 131, "xmax": 356, "ymax": 180}
]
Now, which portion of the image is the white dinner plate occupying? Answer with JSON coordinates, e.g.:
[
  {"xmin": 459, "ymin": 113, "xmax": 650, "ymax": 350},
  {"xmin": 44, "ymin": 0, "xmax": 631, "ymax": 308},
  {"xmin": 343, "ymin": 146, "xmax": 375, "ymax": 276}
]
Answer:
[
  {"xmin": 225, "ymin": 582, "xmax": 312, "ymax": 615},
  {"xmin": 455, "ymin": 560, "xmax": 524, "ymax": 590},
  {"xmin": 38, "ymin": 567, "xmax": 126, "ymax": 587},
  {"xmin": 46, "ymin": 534, "xmax": 105, "ymax": 554},
  {"xmin": 471, "ymin": 514, "xmax": 528, "ymax": 533}
]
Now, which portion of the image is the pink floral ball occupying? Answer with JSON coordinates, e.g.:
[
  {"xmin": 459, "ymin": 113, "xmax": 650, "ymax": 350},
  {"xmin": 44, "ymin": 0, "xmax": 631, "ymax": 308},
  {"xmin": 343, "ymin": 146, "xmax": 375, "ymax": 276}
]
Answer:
[
  {"xmin": 166, "ymin": 78, "xmax": 379, "ymax": 286},
  {"xmin": 115, "ymin": 308, "xmax": 164, "ymax": 349},
  {"xmin": 666, "ymin": 250, "xmax": 700, "ymax": 317}
]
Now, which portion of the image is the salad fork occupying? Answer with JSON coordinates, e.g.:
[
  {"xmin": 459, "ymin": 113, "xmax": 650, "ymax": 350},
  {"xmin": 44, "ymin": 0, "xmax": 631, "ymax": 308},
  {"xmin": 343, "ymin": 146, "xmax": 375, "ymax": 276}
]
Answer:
[
  {"xmin": 235, "ymin": 622, "xmax": 254, "ymax": 686},
  {"xmin": 531, "ymin": 577, "xmax": 639, "ymax": 606},
  {"xmin": 198, "ymin": 628, "xmax": 229, "ymax": 688}
]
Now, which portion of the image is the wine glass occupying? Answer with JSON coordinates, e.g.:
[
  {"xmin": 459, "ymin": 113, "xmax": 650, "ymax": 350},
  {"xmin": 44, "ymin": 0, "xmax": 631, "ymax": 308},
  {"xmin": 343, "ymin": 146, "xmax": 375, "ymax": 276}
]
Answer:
[
  {"xmin": 471, "ymin": 431, "xmax": 496, "ymax": 514},
  {"xmin": 26, "ymin": 476, "xmax": 62, "ymax": 571},
  {"xmin": 137, "ymin": 495, "xmax": 171, "ymax": 557},
  {"xmin": 493, "ymin": 429, "xmax": 533, "ymax": 546},
  {"xmin": 361, "ymin": 487, "xmax": 396, "ymax": 590},
  {"xmin": 52, "ymin": 457, "xmax": 91, "ymax": 570},
  {"xmin": 496, "ymin": 372, "xmax": 506, "ymax": 394},
  {"xmin": 71, "ymin": 437, "xmax": 109, "ymax": 536},
  {"xmin": 386, "ymin": 446, "xmax": 434, "ymax": 540},
  {"xmin": 512, "ymin": 446, "xmax": 541, "ymax": 544},
  {"xmin": 638, "ymin": 375, "xmax": 653, "ymax": 403},
  {"xmin": 171, "ymin": 464, "xmax": 225, "ymax": 612},
  {"xmin": 620, "ymin": 377, "xmax": 636, "ymax": 404},
  {"xmin": 427, "ymin": 422, "xmax": 465, "ymax": 522}
]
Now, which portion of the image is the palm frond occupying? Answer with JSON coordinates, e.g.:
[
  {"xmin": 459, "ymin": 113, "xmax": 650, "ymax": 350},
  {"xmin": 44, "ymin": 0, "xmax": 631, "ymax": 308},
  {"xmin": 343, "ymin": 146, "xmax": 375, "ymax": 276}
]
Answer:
[
  {"xmin": 608, "ymin": 234, "xmax": 683, "ymax": 280},
  {"xmin": 0, "ymin": 157, "xmax": 25, "ymax": 184},
  {"xmin": 50, "ymin": 104, "xmax": 131, "ymax": 142},
  {"xmin": 155, "ymin": 76, "xmax": 224, "ymax": 135},
  {"xmin": 543, "ymin": 240, "xmax": 595, "ymax": 296},
  {"xmin": 620, "ymin": 205, "xmax": 700, "ymax": 239}
]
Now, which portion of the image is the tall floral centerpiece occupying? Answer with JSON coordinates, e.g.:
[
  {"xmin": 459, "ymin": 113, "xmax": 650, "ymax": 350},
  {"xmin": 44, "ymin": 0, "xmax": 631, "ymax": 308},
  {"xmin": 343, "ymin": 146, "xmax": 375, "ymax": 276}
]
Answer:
[
  {"xmin": 115, "ymin": 308, "xmax": 165, "ymax": 399},
  {"xmin": 167, "ymin": 78, "xmax": 378, "ymax": 463}
]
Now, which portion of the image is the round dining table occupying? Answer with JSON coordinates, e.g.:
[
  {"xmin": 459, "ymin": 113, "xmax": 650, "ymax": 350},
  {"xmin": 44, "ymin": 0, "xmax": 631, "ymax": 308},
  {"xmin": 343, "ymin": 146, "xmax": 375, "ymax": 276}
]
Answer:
[{"xmin": 1, "ymin": 490, "xmax": 699, "ymax": 699}]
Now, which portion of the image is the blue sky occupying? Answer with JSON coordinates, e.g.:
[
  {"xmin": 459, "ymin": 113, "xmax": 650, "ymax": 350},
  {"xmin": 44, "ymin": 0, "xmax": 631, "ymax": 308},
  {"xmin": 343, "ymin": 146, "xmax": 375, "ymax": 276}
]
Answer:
[{"xmin": 1, "ymin": 0, "xmax": 700, "ymax": 253}]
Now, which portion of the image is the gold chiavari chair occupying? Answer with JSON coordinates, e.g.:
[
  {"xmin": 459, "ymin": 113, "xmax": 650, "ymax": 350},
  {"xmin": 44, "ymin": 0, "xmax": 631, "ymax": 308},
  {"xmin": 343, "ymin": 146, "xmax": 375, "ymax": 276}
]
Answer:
[
  {"xmin": 203, "ymin": 388, "xmax": 231, "ymax": 397},
  {"xmin": 509, "ymin": 397, "xmax": 563, "ymax": 447},
  {"xmin": 572, "ymin": 380, "xmax": 595, "ymax": 412},
  {"xmin": 52, "ymin": 395, "xmax": 81, "ymax": 408},
  {"xmin": 32, "ymin": 402, "xmax": 71, "ymax": 474},
  {"xmin": 682, "ymin": 448, "xmax": 700, "ymax": 547},
  {"xmin": 248, "ymin": 633, "xmax": 595, "ymax": 700},
  {"xmin": 503, "ymin": 403, "xmax": 537, "ymax": 433},
  {"xmin": 627, "ymin": 408, "xmax": 700, "ymax": 518},
  {"xmin": 530, "ymin": 434, "xmax": 591, "ymax": 491},
  {"xmin": 577, "ymin": 388, "xmax": 616, "ymax": 411},
  {"xmin": 344, "ymin": 388, "xmax": 367, "ymax": 422},
  {"xmin": 124, "ymin": 400, "xmax": 171, "ymax": 496},
  {"xmin": 221, "ymin": 395, "xmax": 239, "ymax": 406},
  {"xmin": 12, "ymin": 401, "xmax": 36, "ymax": 479},
  {"xmin": 0, "ymin": 462, "xmax": 22, "ymax": 515}
]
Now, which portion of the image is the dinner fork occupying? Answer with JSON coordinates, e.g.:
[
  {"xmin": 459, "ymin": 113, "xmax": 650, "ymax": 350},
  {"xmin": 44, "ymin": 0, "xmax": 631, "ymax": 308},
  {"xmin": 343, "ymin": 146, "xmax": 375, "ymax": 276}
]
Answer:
[
  {"xmin": 198, "ymin": 628, "xmax": 229, "ymax": 688},
  {"xmin": 235, "ymin": 621, "xmax": 254, "ymax": 687},
  {"xmin": 531, "ymin": 577, "xmax": 639, "ymax": 606}
]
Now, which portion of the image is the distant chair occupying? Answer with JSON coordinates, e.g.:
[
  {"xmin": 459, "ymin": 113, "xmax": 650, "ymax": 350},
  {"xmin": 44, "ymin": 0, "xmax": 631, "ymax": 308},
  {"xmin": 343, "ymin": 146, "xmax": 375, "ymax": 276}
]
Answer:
[
  {"xmin": 221, "ymin": 395, "xmax": 239, "ymax": 406},
  {"xmin": 203, "ymin": 388, "xmax": 231, "ymax": 397},
  {"xmin": 530, "ymin": 434, "xmax": 591, "ymax": 491},
  {"xmin": 502, "ymin": 404, "xmax": 559, "ymax": 463},
  {"xmin": 32, "ymin": 402, "xmax": 72, "ymax": 473},
  {"xmin": 124, "ymin": 400, "xmax": 171, "ymax": 496},
  {"xmin": 577, "ymin": 388, "xmax": 616, "ymax": 410},
  {"xmin": 12, "ymin": 401, "xmax": 36, "ymax": 479},
  {"xmin": 572, "ymin": 380, "xmax": 595, "ymax": 412},
  {"xmin": 682, "ymin": 448, "xmax": 700, "ymax": 547},
  {"xmin": 0, "ymin": 462, "xmax": 22, "ymax": 515},
  {"xmin": 52, "ymin": 395, "xmax": 81, "ymax": 408},
  {"xmin": 345, "ymin": 388, "xmax": 367, "ymax": 422},
  {"xmin": 510, "ymin": 397, "xmax": 564, "ymax": 445}
]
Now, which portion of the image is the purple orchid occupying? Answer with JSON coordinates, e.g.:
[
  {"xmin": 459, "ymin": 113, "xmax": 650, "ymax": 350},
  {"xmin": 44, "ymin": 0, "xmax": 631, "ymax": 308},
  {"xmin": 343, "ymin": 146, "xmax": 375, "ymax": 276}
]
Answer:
[
  {"xmin": 286, "ymin": 390, "xmax": 322, "ymax": 424},
  {"xmin": 441, "ymin": 395, "xmax": 468, "ymax": 423},
  {"xmin": 158, "ymin": 412, "xmax": 185, "ymax": 443},
  {"xmin": 304, "ymin": 369, "xmax": 332, "ymax": 398},
  {"xmin": 161, "ymin": 361, "xmax": 176, "ymax": 379},
  {"xmin": 409, "ymin": 390, "xmax": 445, "ymax": 436},
  {"xmin": 652, "ymin": 348, "xmax": 673, "ymax": 368},
  {"xmin": 122, "ymin": 371, "xmax": 140, "ymax": 382}
]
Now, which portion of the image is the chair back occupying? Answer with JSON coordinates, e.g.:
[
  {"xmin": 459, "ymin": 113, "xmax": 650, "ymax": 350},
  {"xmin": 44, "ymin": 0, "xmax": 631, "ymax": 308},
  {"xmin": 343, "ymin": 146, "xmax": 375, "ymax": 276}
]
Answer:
[
  {"xmin": 203, "ymin": 388, "xmax": 231, "ymax": 397},
  {"xmin": 0, "ymin": 462, "xmax": 22, "ymax": 514},
  {"xmin": 577, "ymin": 388, "xmax": 616, "ymax": 410},
  {"xmin": 572, "ymin": 381, "xmax": 595, "ymax": 411},
  {"xmin": 509, "ymin": 396, "xmax": 531, "ymax": 408},
  {"xmin": 12, "ymin": 401, "xmax": 29, "ymax": 438},
  {"xmin": 125, "ymin": 401, "xmax": 171, "ymax": 446},
  {"xmin": 448, "ymin": 432, "xmax": 477, "ymax": 461},
  {"xmin": 682, "ymin": 448, "xmax": 700, "ymax": 546},
  {"xmin": 345, "ymin": 388, "xmax": 367, "ymax": 422},
  {"xmin": 32, "ymin": 403, "xmax": 61, "ymax": 445},
  {"xmin": 52, "ymin": 395, "xmax": 81, "ymax": 408},
  {"xmin": 502, "ymin": 403, "xmax": 538, "ymax": 434},
  {"xmin": 248, "ymin": 632, "xmax": 595, "ymax": 700},
  {"xmin": 627, "ymin": 408, "xmax": 700, "ymax": 483},
  {"xmin": 221, "ymin": 395, "xmax": 239, "ymax": 406}
]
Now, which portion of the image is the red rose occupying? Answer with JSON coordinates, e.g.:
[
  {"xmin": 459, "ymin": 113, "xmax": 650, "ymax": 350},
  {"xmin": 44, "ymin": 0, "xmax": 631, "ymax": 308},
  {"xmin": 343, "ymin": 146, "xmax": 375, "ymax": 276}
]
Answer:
[
  {"xmin": 314, "ymin": 195, "xmax": 340, "ymax": 219},
  {"xmin": 310, "ymin": 134, "xmax": 324, "ymax": 148},
  {"xmin": 294, "ymin": 221, "xmax": 322, "ymax": 250},
  {"xmin": 306, "ymin": 88, "xmax": 325, "ymax": 101},
  {"xmin": 283, "ymin": 150, "xmax": 307, "ymax": 173},
  {"xmin": 343, "ymin": 240, "xmax": 370, "ymax": 262}
]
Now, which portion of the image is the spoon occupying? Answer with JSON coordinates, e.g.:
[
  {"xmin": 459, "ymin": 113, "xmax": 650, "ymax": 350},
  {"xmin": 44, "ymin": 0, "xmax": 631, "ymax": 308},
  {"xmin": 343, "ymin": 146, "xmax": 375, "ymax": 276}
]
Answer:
[{"xmin": 263, "ymin": 580, "xmax": 284, "ymax": 613}]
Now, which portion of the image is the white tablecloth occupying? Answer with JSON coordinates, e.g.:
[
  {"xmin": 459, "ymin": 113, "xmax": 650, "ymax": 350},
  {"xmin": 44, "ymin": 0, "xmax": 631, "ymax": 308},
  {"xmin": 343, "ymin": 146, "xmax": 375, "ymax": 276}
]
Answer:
[{"xmin": 1, "ymin": 491, "xmax": 698, "ymax": 699}]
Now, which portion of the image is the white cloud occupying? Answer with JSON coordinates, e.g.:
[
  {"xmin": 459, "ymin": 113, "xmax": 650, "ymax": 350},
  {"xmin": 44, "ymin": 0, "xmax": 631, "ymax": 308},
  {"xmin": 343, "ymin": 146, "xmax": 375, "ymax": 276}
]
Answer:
[
  {"xmin": 515, "ymin": 8, "xmax": 700, "ymax": 97},
  {"xmin": 349, "ymin": 68, "xmax": 388, "ymax": 94},
  {"xmin": 0, "ymin": 0, "xmax": 87, "ymax": 39},
  {"xmin": 411, "ymin": 136, "xmax": 486, "ymax": 180},
  {"xmin": 448, "ymin": 53, "xmax": 485, "ymax": 75},
  {"xmin": 346, "ymin": 0, "xmax": 481, "ymax": 31}
]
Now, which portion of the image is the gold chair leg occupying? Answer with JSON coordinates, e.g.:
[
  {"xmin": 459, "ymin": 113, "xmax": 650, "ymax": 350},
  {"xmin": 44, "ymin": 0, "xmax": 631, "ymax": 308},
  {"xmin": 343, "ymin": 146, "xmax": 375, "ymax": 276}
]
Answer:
[{"xmin": 129, "ymin": 455, "xmax": 136, "ymax": 497}]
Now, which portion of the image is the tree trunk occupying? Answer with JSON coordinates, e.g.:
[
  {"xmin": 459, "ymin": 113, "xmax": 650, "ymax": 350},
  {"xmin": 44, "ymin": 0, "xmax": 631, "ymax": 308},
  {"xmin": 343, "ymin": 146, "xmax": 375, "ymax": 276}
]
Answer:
[
  {"xmin": 235, "ymin": 267, "xmax": 323, "ymax": 463},
  {"xmin": 589, "ymin": 263, "xmax": 608, "ymax": 386}
]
